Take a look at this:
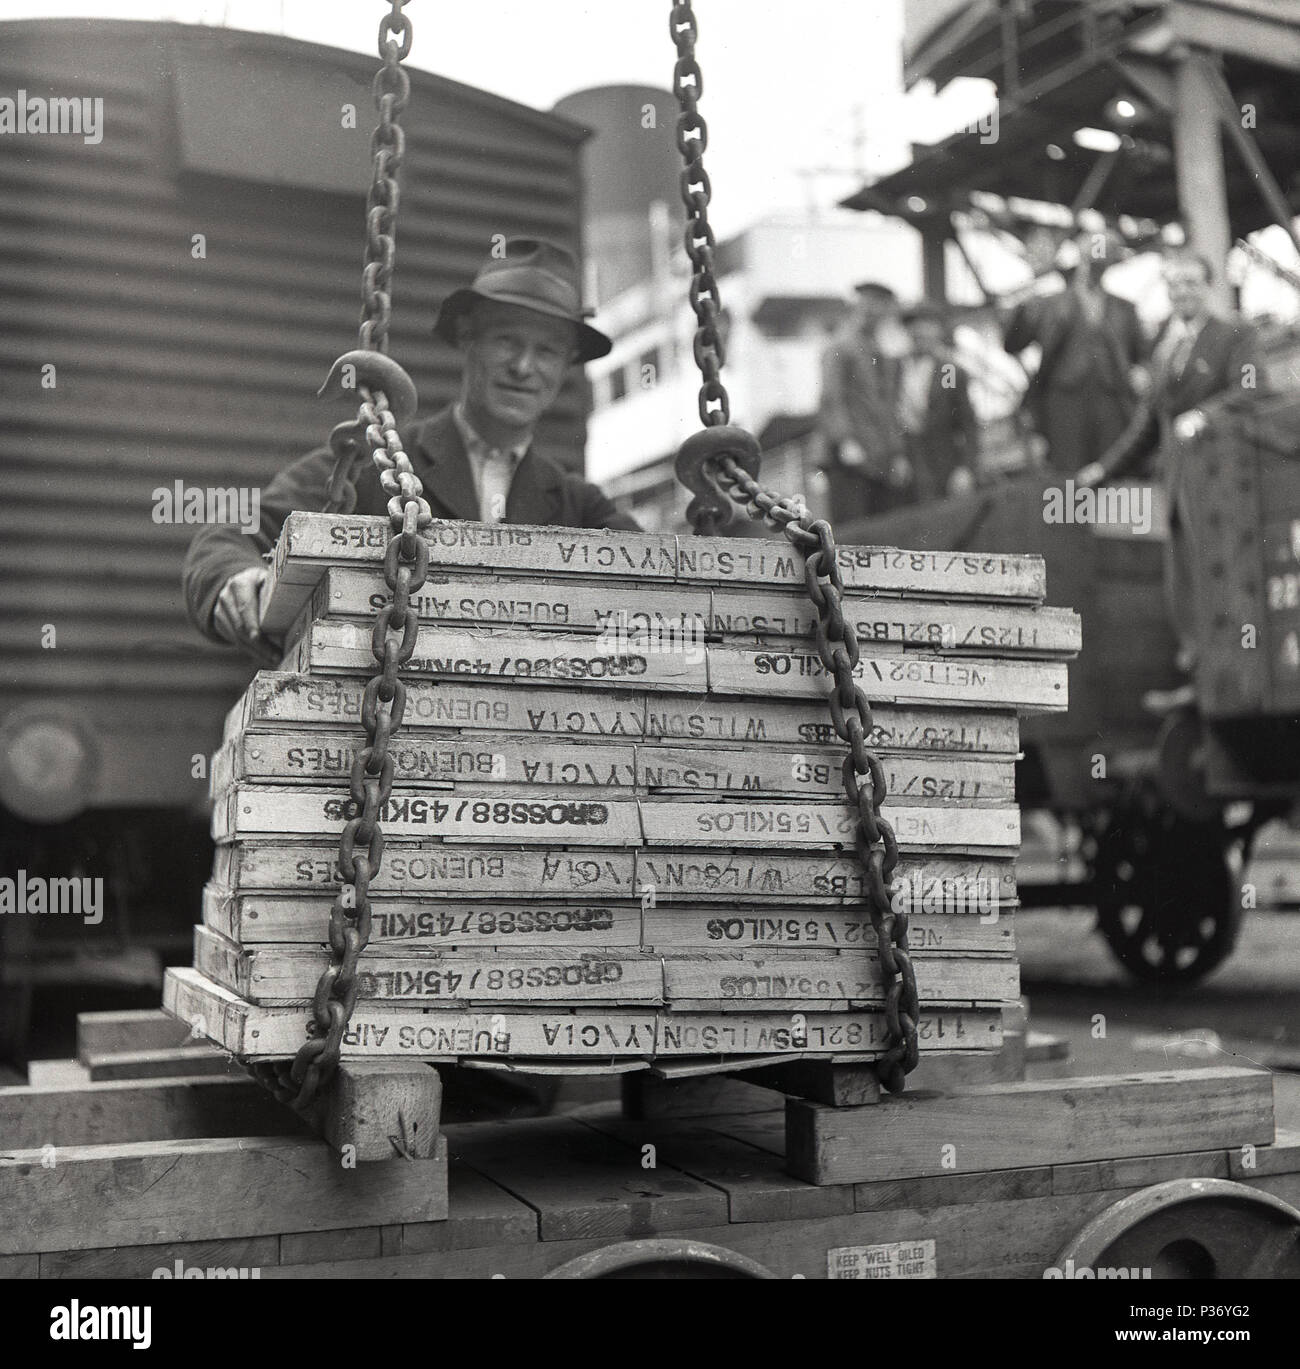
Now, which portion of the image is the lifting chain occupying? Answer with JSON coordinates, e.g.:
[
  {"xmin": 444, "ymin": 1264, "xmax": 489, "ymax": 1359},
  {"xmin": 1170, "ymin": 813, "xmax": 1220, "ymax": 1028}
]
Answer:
[
  {"xmin": 667, "ymin": 2, "xmax": 919, "ymax": 1090},
  {"xmin": 668, "ymin": 2, "xmax": 730, "ymax": 435},
  {"xmin": 324, "ymin": 0, "xmax": 415, "ymax": 516},
  {"xmin": 257, "ymin": 0, "xmax": 430, "ymax": 1111}
]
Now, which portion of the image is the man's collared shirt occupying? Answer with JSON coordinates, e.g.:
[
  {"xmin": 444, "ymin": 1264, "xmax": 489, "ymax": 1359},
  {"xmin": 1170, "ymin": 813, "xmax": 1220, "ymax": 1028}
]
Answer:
[{"xmin": 452, "ymin": 404, "xmax": 530, "ymax": 523}]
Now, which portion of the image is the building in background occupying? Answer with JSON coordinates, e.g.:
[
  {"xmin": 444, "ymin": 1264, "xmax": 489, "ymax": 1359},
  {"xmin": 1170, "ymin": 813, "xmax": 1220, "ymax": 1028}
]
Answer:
[{"xmin": 554, "ymin": 80, "xmax": 923, "ymax": 531}]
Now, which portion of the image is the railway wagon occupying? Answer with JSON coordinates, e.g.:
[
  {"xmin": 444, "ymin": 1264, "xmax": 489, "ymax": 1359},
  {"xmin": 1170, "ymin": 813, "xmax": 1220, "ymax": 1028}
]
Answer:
[
  {"xmin": 0, "ymin": 19, "xmax": 592, "ymax": 1059},
  {"xmin": 845, "ymin": 378, "xmax": 1300, "ymax": 984}
]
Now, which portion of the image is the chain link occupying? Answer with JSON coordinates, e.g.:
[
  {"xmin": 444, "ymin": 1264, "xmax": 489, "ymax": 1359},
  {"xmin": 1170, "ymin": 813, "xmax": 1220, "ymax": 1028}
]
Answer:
[
  {"xmin": 324, "ymin": 0, "xmax": 414, "ymax": 516},
  {"xmin": 711, "ymin": 451, "xmax": 919, "ymax": 1089},
  {"xmin": 669, "ymin": 2, "xmax": 730, "ymax": 431},
  {"xmin": 665, "ymin": 1, "xmax": 916, "ymax": 1086},
  {"xmin": 256, "ymin": 1, "xmax": 427, "ymax": 1110}
]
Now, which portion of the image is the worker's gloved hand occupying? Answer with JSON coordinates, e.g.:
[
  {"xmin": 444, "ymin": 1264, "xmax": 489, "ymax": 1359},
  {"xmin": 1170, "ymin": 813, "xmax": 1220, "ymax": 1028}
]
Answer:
[
  {"xmin": 888, "ymin": 455, "xmax": 913, "ymax": 490},
  {"xmin": 1076, "ymin": 461, "xmax": 1106, "ymax": 490},
  {"xmin": 213, "ymin": 565, "xmax": 280, "ymax": 665}
]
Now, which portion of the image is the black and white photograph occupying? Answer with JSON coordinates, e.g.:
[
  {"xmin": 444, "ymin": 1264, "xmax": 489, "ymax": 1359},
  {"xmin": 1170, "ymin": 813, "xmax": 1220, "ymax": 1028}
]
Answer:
[{"xmin": 1, "ymin": 0, "xmax": 1299, "ymax": 1332}]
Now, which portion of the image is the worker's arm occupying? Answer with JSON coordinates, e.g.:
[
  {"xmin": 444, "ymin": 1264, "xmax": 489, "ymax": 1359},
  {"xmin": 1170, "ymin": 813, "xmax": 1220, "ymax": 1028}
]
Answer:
[
  {"xmin": 183, "ymin": 445, "xmax": 336, "ymax": 647},
  {"xmin": 1077, "ymin": 402, "xmax": 1159, "ymax": 488},
  {"xmin": 1001, "ymin": 297, "xmax": 1041, "ymax": 357},
  {"xmin": 572, "ymin": 475, "xmax": 643, "ymax": 532}
]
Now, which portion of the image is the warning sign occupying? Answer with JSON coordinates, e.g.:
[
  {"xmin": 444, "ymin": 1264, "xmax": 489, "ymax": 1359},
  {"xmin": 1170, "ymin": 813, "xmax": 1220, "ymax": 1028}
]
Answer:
[{"xmin": 827, "ymin": 1239, "xmax": 937, "ymax": 1280}]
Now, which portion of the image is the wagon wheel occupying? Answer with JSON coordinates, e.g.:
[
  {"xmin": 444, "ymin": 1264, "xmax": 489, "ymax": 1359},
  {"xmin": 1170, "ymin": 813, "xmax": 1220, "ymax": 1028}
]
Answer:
[
  {"xmin": 1086, "ymin": 785, "xmax": 1240, "ymax": 984},
  {"xmin": 1055, "ymin": 1178, "xmax": 1300, "ymax": 1278}
]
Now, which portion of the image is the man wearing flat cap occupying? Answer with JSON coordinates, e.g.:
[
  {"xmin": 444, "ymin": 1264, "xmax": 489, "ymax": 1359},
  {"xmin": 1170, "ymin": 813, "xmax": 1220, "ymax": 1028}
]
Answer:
[
  {"xmin": 184, "ymin": 237, "xmax": 641, "ymax": 658},
  {"xmin": 816, "ymin": 280, "xmax": 913, "ymax": 522}
]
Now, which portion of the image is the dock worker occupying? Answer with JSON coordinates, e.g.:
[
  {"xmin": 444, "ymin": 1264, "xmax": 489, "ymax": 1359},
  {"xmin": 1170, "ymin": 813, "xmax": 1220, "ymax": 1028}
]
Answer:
[
  {"xmin": 1078, "ymin": 247, "xmax": 1260, "ymax": 675},
  {"xmin": 183, "ymin": 237, "xmax": 641, "ymax": 660},
  {"xmin": 816, "ymin": 281, "xmax": 913, "ymax": 522},
  {"xmin": 1002, "ymin": 231, "xmax": 1147, "ymax": 471}
]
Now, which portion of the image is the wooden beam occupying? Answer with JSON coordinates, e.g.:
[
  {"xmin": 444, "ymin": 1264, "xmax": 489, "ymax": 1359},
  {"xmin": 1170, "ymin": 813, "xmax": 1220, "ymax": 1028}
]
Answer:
[
  {"xmin": 785, "ymin": 1067, "xmax": 1274, "ymax": 1185},
  {"xmin": 0, "ymin": 1135, "xmax": 447, "ymax": 1255},
  {"xmin": 0, "ymin": 1076, "xmax": 300, "ymax": 1149},
  {"xmin": 297, "ymin": 1061, "xmax": 442, "ymax": 1162}
]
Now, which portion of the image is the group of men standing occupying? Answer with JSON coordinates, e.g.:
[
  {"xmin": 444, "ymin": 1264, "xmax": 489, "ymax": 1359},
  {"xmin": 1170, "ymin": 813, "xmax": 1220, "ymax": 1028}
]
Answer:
[
  {"xmin": 817, "ymin": 238, "xmax": 1256, "ymax": 522},
  {"xmin": 817, "ymin": 282, "xmax": 980, "ymax": 522}
]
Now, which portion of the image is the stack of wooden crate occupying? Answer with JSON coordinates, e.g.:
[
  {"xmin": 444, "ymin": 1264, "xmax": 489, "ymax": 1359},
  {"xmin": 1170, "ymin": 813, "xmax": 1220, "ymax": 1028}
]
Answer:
[{"xmin": 165, "ymin": 513, "xmax": 1078, "ymax": 1085}]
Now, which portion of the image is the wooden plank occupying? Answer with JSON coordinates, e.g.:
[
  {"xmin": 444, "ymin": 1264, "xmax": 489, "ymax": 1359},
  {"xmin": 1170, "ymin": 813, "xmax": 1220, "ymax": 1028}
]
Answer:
[
  {"xmin": 641, "ymin": 906, "xmax": 1015, "ymax": 954},
  {"xmin": 219, "ymin": 733, "xmax": 639, "ymax": 790},
  {"xmin": 214, "ymin": 842, "xmax": 637, "ymax": 898},
  {"xmin": 0, "ymin": 1076, "xmax": 300, "ymax": 1149},
  {"xmin": 707, "ymin": 645, "xmax": 1069, "ymax": 711},
  {"xmin": 1051, "ymin": 1148, "xmax": 1229, "ymax": 1196},
  {"xmin": 309, "ymin": 565, "xmax": 1077, "ymax": 651},
  {"xmin": 76, "ymin": 1009, "xmax": 191, "ymax": 1061},
  {"xmin": 164, "ymin": 967, "xmax": 1001, "ymax": 1060},
  {"xmin": 84, "ymin": 1046, "xmax": 242, "ymax": 1081},
  {"xmin": 214, "ymin": 841, "xmax": 1014, "ymax": 908},
  {"xmin": 293, "ymin": 622, "xmax": 707, "ymax": 692},
  {"xmin": 263, "ymin": 516, "xmax": 684, "ymax": 630},
  {"xmin": 855, "ymin": 1165, "xmax": 1053, "ymax": 1212},
  {"xmin": 230, "ymin": 672, "xmax": 649, "ymax": 742},
  {"xmin": 401, "ymin": 1165, "xmax": 539, "ymax": 1253},
  {"xmin": 0, "ymin": 1134, "xmax": 447, "ymax": 1254},
  {"xmin": 785, "ymin": 1068, "xmax": 1276, "ymax": 1185},
  {"xmin": 641, "ymin": 696, "xmax": 1020, "ymax": 753},
  {"xmin": 660, "ymin": 952, "xmax": 1019, "ymax": 1006},
  {"xmin": 638, "ymin": 800, "xmax": 1019, "ymax": 851},
  {"xmin": 218, "ymin": 732, "xmax": 1013, "ymax": 802},
  {"xmin": 194, "ymin": 927, "xmax": 667, "ymax": 1007},
  {"xmin": 636, "ymin": 747, "xmax": 1015, "ymax": 801},
  {"xmin": 25, "ymin": 1059, "xmax": 90, "ymax": 1089},
  {"xmin": 230, "ymin": 672, "xmax": 1022, "ymax": 756},
  {"xmin": 40, "ymin": 1235, "xmax": 278, "ymax": 1281},
  {"xmin": 193, "ymin": 930, "xmax": 1014, "ymax": 1009},
  {"xmin": 256, "ymin": 1190, "xmax": 1142, "ymax": 1279},
  {"xmin": 576, "ymin": 1112, "xmax": 854, "ymax": 1223},
  {"xmin": 709, "ymin": 589, "xmax": 1080, "ymax": 655},
  {"xmin": 634, "ymin": 850, "xmax": 1016, "ymax": 906},
  {"xmin": 676, "ymin": 538, "xmax": 1046, "ymax": 599},
  {"xmin": 204, "ymin": 887, "xmax": 645, "ymax": 947},
  {"xmin": 313, "ymin": 564, "xmax": 711, "ymax": 635},
  {"xmin": 214, "ymin": 786, "xmax": 645, "ymax": 846},
  {"xmin": 445, "ymin": 1116, "xmax": 729, "ymax": 1241},
  {"xmin": 1229, "ymin": 1126, "xmax": 1300, "ymax": 1179}
]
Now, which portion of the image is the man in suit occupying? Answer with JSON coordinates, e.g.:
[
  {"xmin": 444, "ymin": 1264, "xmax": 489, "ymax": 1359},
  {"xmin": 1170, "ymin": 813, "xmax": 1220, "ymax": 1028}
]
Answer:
[
  {"xmin": 816, "ymin": 281, "xmax": 912, "ymax": 520},
  {"xmin": 184, "ymin": 238, "xmax": 640, "ymax": 658},
  {"xmin": 1078, "ymin": 248, "xmax": 1259, "ymax": 670},
  {"xmin": 898, "ymin": 301, "xmax": 980, "ymax": 503},
  {"xmin": 1003, "ymin": 235, "xmax": 1147, "ymax": 470}
]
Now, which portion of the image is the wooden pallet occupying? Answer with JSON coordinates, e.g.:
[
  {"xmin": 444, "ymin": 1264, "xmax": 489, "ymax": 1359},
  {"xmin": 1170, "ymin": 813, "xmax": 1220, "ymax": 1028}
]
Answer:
[{"xmin": 4, "ymin": 1010, "xmax": 1295, "ymax": 1279}]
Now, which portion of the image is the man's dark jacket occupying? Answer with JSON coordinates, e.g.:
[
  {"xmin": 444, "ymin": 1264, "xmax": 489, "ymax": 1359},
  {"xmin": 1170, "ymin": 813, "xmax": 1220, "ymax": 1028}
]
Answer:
[
  {"xmin": 1094, "ymin": 314, "xmax": 1258, "ymax": 495},
  {"xmin": 183, "ymin": 406, "xmax": 641, "ymax": 641}
]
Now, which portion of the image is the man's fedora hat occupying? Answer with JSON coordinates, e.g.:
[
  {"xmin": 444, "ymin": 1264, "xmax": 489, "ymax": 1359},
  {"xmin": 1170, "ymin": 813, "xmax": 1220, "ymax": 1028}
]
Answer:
[{"xmin": 433, "ymin": 237, "xmax": 612, "ymax": 362}]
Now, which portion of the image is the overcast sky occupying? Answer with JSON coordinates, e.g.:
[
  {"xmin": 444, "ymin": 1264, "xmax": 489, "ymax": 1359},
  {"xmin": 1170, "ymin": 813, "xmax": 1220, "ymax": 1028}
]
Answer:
[{"xmin": 6, "ymin": 0, "xmax": 993, "ymax": 237}]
